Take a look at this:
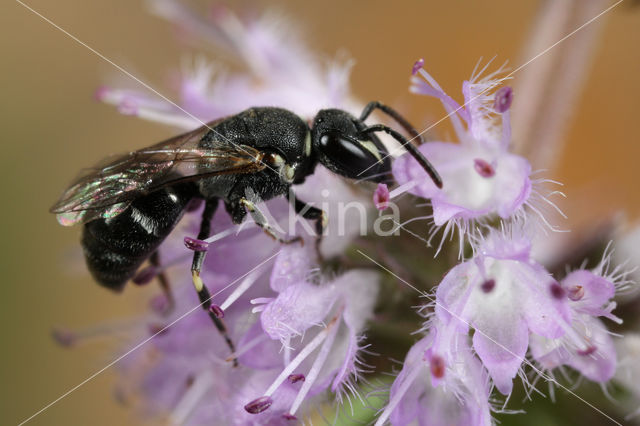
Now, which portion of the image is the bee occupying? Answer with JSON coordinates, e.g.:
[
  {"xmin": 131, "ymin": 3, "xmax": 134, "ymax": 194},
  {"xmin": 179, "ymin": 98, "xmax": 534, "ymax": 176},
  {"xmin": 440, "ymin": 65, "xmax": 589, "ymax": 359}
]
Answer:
[{"xmin": 51, "ymin": 101, "xmax": 442, "ymax": 358}]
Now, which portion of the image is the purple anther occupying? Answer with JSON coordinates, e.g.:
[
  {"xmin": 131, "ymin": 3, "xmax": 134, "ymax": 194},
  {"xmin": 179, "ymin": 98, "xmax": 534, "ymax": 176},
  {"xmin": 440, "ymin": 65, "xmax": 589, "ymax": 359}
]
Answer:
[
  {"xmin": 184, "ymin": 236, "xmax": 210, "ymax": 252},
  {"xmin": 287, "ymin": 374, "xmax": 305, "ymax": 383},
  {"xmin": 148, "ymin": 323, "xmax": 170, "ymax": 336},
  {"xmin": 209, "ymin": 304, "xmax": 225, "ymax": 319},
  {"xmin": 412, "ymin": 58, "xmax": 425, "ymax": 76},
  {"xmin": 52, "ymin": 328, "xmax": 76, "ymax": 347},
  {"xmin": 244, "ymin": 396, "xmax": 273, "ymax": 414},
  {"xmin": 149, "ymin": 294, "xmax": 170, "ymax": 315},
  {"xmin": 550, "ymin": 282, "xmax": 566, "ymax": 300},
  {"xmin": 430, "ymin": 354, "xmax": 445, "ymax": 379},
  {"xmin": 481, "ymin": 279, "xmax": 496, "ymax": 293},
  {"xmin": 577, "ymin": 345, "xmax": 597, "ymax": 356},
  {"xmin": 568, "ymin": 285, "xmax": 585, "ymax": 301},
  {"xmin": 474, "ymin": 159, "xmax": 495, "ymax": 178},
  {"xmin": 493, "ymin": 86, "xmax": 513, "ymax": 113},
  {"xmin": 373, "ymin": 183, "xmax": 390, "ymax": 211}
]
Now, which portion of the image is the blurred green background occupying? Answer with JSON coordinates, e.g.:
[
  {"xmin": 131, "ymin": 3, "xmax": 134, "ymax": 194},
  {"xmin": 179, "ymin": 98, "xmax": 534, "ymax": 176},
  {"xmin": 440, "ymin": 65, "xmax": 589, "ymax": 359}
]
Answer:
[{"xmin": 2, "ymin": 0, "xmax": 640, "ymax": 425}]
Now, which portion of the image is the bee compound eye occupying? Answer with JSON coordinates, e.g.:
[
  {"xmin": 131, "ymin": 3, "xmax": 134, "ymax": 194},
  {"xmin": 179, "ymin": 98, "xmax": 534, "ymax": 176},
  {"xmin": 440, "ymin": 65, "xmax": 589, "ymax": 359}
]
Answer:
[{"xmin": 318, "ymin": 130, "xmax": 383, "ymax": 178}]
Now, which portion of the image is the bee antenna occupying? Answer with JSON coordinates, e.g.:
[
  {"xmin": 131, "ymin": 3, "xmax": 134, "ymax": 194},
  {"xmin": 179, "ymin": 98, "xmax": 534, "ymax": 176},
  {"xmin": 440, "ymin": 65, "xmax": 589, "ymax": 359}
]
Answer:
[
  {"xmin": 360, "ymin": 124, "xmax": 443, "ymax": 189},
  {"xmin": 359, "ymin": 101, "xmax": 426, "ymax": 145}
]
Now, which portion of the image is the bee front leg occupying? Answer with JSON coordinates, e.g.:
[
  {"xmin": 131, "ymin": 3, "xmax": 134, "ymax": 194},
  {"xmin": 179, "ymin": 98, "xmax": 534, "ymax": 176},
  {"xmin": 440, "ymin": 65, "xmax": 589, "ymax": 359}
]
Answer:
[
  {"xmin": 191, "ymin": 198, "xmax": 238, "ymax": 366},
  {"xmin": 286, "ymin": 191, "xmax": 327, "ymax": 261},
  {"xmin": 239, "ymin": 198, "xmax": 303, "ymax": 245}
]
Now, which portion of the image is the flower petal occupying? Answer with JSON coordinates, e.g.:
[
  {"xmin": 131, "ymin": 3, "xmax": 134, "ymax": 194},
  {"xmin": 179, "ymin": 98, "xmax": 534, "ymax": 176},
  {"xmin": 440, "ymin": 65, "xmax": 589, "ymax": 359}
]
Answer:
[
  {"xmin": 260, "ymin": 282, "xmax": 337, "ymax": 341},
  {"xmin": 392, "ymin": 142, "xmax": 531, "ymax": 225},
  {"xmin": 269, "ymin": 244, "xmax": 314, "ymax": 292},
  {"xmin": 472, "ymin": 317, "xmax": 528, "ymax": 395}
]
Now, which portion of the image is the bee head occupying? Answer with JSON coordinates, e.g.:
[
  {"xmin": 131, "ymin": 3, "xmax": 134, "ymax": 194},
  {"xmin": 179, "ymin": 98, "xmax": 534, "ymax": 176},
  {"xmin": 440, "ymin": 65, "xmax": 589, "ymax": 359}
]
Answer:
[{"xmin": 311, "ymin": 109, "xmax": 392, "ymax": 183}]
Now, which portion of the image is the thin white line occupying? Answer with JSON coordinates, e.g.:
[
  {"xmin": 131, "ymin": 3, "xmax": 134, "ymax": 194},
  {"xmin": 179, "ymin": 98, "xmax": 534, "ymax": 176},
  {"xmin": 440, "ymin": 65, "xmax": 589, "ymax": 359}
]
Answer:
[
  {"xmin": 14, "ymin": 0, "xmax": 279, "ymax": 176},
  {"xmin": 357, "ymin": 0, "xmax": 624, "ymax": 177},
  {"xmin": 357, "ymin": 250, "xmax": 622, "ymax": 426},
  {"xmin": 391, "ymin": 219, "xmax": 429, "ymax": 245},
  {"xmin": 17, "ymin": 251, "xmax": 280, "ymax": 426},
  {"xmin": 508, "ymin": 0, "xmax": 622, "ymax": 77}
]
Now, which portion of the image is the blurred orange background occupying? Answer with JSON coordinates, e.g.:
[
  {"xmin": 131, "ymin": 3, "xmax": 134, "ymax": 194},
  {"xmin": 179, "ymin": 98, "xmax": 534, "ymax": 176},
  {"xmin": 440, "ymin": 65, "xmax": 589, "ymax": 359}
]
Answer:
[{"xmin": 1, "ymin": 1, "xmax": 639, "ymax": 425}]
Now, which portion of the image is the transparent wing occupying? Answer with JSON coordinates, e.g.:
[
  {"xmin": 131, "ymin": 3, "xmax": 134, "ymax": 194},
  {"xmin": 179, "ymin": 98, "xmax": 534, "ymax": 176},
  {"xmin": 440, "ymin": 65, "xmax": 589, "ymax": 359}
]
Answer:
[{"xmin": 50, "ymin": 123, "xmax": 266, "ymax": 226}]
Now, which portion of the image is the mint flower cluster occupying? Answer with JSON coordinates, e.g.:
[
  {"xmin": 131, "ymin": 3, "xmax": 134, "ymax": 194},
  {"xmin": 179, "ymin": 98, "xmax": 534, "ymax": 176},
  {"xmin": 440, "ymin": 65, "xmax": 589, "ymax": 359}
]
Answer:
[
  {"xmin": 375, "ymin": 60, "xmax": 630, "ymax": 425},
  {"xmin": 56, "ymin": 2, "xmax": 636, "ymax": 425}
]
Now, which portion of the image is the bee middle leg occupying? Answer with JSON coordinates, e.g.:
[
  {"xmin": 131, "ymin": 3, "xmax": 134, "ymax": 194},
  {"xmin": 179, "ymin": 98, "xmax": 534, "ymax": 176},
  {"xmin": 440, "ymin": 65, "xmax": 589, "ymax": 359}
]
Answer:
[
  {"xmin": 239, "ymin": 198, "xmax": 303, "ymax": 245},
  {"xmin": 191, "ymin": 198, "xmax": 238, "ymax": 365},
  {"xmin": 286, "ymin": 191, "xmax": 327, "ymax": 261}
]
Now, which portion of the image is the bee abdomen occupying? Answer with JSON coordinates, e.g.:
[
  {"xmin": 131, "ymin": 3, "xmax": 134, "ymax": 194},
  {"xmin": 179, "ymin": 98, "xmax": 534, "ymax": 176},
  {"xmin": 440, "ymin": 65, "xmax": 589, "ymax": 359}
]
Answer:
[{"xmin": 81, "ymin": 183, "xmax": 197, "ymax": 291}]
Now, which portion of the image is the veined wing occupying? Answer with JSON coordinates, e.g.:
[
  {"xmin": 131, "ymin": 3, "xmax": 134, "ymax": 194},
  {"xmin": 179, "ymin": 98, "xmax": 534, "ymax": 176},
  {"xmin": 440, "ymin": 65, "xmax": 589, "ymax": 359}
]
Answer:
[{"xmin": 50, "ymin": 123, "xmax": 266, "ymax": 226}]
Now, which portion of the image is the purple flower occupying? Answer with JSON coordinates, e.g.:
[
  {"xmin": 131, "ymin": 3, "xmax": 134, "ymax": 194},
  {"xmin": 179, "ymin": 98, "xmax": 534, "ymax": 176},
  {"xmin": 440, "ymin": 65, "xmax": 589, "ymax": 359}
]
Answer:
[
  {"xmin": 245, "ymin": 246, "xmax": 380, "ymax": 417},
  {"xmin": 99, "ymin": 2, "xmax": 357, "ymax": 126},
  {"xmin": 111, "ymin": 243, "xmax": 379, "ymax": 423},
  {"xmin": 388, "ymin": 61, "xmax": 564, "ymax": 253},
  {"xmin": 377, "ymin": 321, "xmax": 493, "ymax": 426},
  {"xmin": 530, "ymin": 248, "xmax": 629, "ymax": 383},
  {"xmin": 53, "ymin": 1, "xmax": 639, "ymax": 424},
  {"xmin": 435, "ymin": 226, "xmax": 571, "ymax": 395}
]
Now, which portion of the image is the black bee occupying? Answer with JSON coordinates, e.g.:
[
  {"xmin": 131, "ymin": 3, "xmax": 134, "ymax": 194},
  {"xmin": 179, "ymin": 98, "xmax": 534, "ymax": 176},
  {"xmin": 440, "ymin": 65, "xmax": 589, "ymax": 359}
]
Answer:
[{"xmin": 51, "ymin": 101, "xmax": 442, "ymax": 358}]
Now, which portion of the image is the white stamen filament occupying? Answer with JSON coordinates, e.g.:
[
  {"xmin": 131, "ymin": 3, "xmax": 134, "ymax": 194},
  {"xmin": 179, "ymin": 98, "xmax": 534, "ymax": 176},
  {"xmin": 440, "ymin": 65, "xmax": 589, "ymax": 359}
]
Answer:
[
  {"xmin": 264, "ymin": 317, "xmax": 337, "ymax": 397},
  {"xmin": 288, "ymin": 314, "xmax": 341, "ymax": 416},
  {"xmin": 284, "ymin": 336, "xmax": 292, "ymax": 366},
  {"xmin": 170, "ymin": 371, "xmax": 214, "ymax": 425},
  {"xmin": 558, "ymin": 319, "xmax": 594, "ymax": 353},
  {"xmin": 250, "ymin": 297, "xmax": 274, "ymax": 314},
  {"xmin": 220, "ymin": 269, "xmax": 262, "ymax": 311},
  {"xmin": 417, "ymin": 68, "xmax": 468, "ymax": 141},
  {"xmin": 225, "ymin": 333, "xmax": 269, "ymax": 362},
  {"xmin": 604, "ymin": 302, "xmax": 623, "ymax": 324},
  {"xmin": 501, "ymin": 110, "xmax": 511, "ymax": 149},
  {"xmin": 99, "ymin": 89, "xmax": 198, "ymax": 130},
  {"xmin": 135, "ymin": 107, "xmax": 200, "ymax": 130},
  {"xmin": 204, "ymin": 222, "xmax": 253, "ymax": 244},
  {"xmin": 388, "ymin": 180, "xmax": 418, "ymax": 199},
  {"xmin": 54, "ymin": 317, "xmax": 143, "ymax": 344}
]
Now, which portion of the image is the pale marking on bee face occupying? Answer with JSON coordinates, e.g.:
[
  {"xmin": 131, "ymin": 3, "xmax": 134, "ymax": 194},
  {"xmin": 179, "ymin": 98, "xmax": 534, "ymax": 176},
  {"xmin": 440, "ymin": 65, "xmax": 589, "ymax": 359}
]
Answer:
[
  {"xmin": 358, "ymin": 140, "xmax": 383, "ymax": 163},
  {"xmin": 282, "ymin": 164, "xmax": 296, "ymax": 183},
  {"xmin": 269, "ymin": 154, "xmax": 285, "ymax": 167},
  {"xmin": 304, "ymin": 131, "xmax": 312, "ymax": 157}
]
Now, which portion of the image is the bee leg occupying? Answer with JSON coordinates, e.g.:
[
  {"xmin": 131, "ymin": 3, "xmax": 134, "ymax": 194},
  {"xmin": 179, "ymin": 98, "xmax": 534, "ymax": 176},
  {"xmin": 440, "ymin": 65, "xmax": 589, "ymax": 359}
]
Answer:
[
  {"xmin": 191, "ymin": 198, "xmax": 238, "ymax": 366},
  {"xmin": 240, "ymin": 198, "xmax": 303, "ymax": 245},
  {"xmin": 150, "ymin": 251, "xmax": 175, "ymax": 315},
  {"xmin": 286, "ymin": 191, "xmax": 327, "ymax": 261}
]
